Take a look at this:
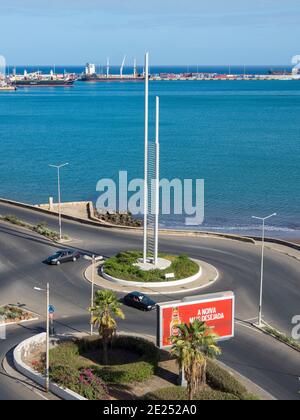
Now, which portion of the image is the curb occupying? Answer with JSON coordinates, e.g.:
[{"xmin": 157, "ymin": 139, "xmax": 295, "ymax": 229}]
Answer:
[
  {"xmin": 84, "ymin": 259, "xmax": 219, "ymax": 295},
  {"xmin": 100, "ymin": 259, "xmax": 202, "ymax": 288},
  {"xmin": 216, "ymin": 360, "xmax": 276, "ymax": 401},
  {"xmin": 0, "ymin": 305, "xmax": 39, "ymax": 328},
  {"xmin": 252, "ymin": 323, "xmax": 300, "ymax": 354}
]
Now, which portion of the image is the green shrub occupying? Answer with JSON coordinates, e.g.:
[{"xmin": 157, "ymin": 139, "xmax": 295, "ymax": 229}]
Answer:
[
  {"xmin": 47, "ymin": 336, "xmax": 158, "ymax": 392},
  {"xmin": 1, "ymin": 214, "xmax": 68, "ymax": 241},
  {"xmin": 78, "ymin": 335, "xmax": 159, "ymax": 384},
  {"xmin": 240, "ymin": 393, "xmax": 260, "ymax": 400},
  {"xmin": 95, "ymin": 360, "xmax": 155, "ymax": 384},
  {"xmin": 144, "ymin": 386, "xmax": 239, "ymax": 401},
  {"xmin": 263, "ymin": 326, "xmax": 300, "ymax": 351},
  {"xmin": 0, "ymin": 305, "xmax": 31, "ymax": 321},
  {"xmin": 50, "ymin": 363, "xmax": 80, "ymax": 388},
  {"xmin": 2, "ymin": 215, "xmax": 28, "ymax": 227},
  {"xmin": 206, "ymin": 359, "xmax": 247, "ymax": 398},
  {"xmin": 104, "ymin": 251, "xmax": 199, "ymax": 282},
  {"xmin": 76, "ymin": 368, "xmax": 108, "ymax": 400},
  {"xmin": 32, "ymin": 222, "xmax": 60, "ymax": 241},
  {"xmin": 49, "ymin": 341, "xmax": 80, "ymax": 371}
]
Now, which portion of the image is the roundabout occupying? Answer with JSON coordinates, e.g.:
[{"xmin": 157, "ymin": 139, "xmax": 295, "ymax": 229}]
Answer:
[{"xmin": 85, "ymin": 252, "xmax": 219, "ymax": 295}]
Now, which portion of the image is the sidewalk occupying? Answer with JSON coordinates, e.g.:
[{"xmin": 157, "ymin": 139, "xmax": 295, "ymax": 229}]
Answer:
[
  {"xmin": 84, "ymin": 260, "xmax": 219, "ymax": 296},
  {"xmin": 260, "ymin": 242, "xmax": 300, "ymax": 262}
]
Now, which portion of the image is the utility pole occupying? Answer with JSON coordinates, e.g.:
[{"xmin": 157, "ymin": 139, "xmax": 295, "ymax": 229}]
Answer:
[
  {"xmin": 84, "ymin": 254, "xmax": 103, "ymax": 335},
  {"xmin": 49, "ymin": 163, "xmax": 69, "ymax": 241},
  {"xmin": 34, "ymin": 284, "xmax": 50, "ymax": 393},
  {"xmin": 143, "ymin": 52, "xmax": 149, "ymax": 263},
  {"xmin": 154, "ymin": 96, "xmax": 160, "ymax": 265},
  {"xmin": 252, "ymin": 213, "xmax": 277, "ymax": 327}
]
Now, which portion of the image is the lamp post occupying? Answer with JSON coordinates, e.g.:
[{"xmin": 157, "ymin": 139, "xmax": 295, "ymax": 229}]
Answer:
[
  {"xmin": 143, "ymin": 52, "xmax": 149, "ymax": 264},
  {"xmin": 34, "ymin": 284, "xmax": 50, "ymax": 393},
  {"xmin": 252, "ymin": 213, "xmax": 277, "ymax": 327},
  {"xmin": 49, "ymin": 163, "xmax": 69, "ymax": 241},
  {"xmin": 84, "ymin": 254, "xmax": 103, "ymax": 335}
]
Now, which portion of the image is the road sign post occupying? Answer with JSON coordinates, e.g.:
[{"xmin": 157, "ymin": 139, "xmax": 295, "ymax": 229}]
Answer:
[{"xmin": 84, "ymin": 254, "xmax": 103, "ymax": 335}]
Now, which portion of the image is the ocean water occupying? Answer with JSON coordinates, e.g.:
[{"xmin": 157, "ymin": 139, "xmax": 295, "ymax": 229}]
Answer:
[
  {"xmin": 0, "ymin": 75, "xmax": 300, "ymax": 238},
  {"xmin": 6, "ymin": 64, "xmax": 294, "ymax": 76}
]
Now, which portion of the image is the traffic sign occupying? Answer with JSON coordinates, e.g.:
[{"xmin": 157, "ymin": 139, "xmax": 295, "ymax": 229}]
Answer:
[{"xmin": 48, "ymin": 305, "xmax": 56, "ymax": 314}]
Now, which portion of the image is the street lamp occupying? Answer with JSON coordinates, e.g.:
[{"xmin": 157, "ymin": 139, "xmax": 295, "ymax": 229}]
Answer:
[
  {"xmin": 84, "ymin": 254, "xmax": 103, "ymax": 335},
  {"xmin": 252, "ymin": 213, "xmax": 277, "ymax": 327},
  {"xmin": 34, "ymin": 284, "xmax": 50, "ymax": 393},
  {"xmin": 49, "ymin": 163, "xmax": 69, "ymax": 241}
]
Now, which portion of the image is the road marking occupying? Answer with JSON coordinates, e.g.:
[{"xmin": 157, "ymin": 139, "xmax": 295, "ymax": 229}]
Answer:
[
  {"xmin": 33, "ymin": 390, "xmax": 50, "ymax": 400},
  {"xmin": 235, "ymin": 320, "xmax": 263, "ymax": 334},
  {"xmin": 243, "ymin": 317, "xmax": 259, "ymax": 322}
]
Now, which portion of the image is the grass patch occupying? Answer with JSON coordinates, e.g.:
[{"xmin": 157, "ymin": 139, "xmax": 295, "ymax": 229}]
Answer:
[
  {"xmin": 104, "ymin": 251, "xmax": 199, "ymax": 282},
  {"xmin": 144, "ymin": 386, "xmax": 240, "ymax": 400},
  {"xmin": 144, "ymin": 360, "xmax": 259, "ymax": 401},
  {"xmin": 263, "ymin": 325, "xmax": 300, "ymax": 352},
  {"xmin": 2, "ymin": 215, "xmax": 29, "ymax": 227},
  {"xmin": 0, "ymin": 214, "xmax": 68, "ymax": 241}
]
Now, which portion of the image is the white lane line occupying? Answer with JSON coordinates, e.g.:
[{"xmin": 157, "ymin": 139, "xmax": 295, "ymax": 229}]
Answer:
[
  {"xmin": 33, "ymin": 390, "xmax": 50, "ymax": 400},
  {"xmin": 235, "ymin": 320, "xmax": 263, "ymax": 334}
]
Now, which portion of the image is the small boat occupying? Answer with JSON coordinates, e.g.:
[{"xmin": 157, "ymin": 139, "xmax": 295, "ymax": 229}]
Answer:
[{"xmin": 0, "ymin": 82, "xmax": 17, "ymax": 91}]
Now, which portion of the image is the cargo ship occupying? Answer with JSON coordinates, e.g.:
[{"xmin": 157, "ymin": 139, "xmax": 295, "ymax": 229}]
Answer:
[
  {"xmin": 268, "ymin": 69, "xmax": 290, "ymax": 76},
  {"xmin": 81, "ymin": 58, "xmax": 145, "ymax": 82},
  {"xmin": 9, "ymin": 70, "xmax": 75, "ymax": 87}
]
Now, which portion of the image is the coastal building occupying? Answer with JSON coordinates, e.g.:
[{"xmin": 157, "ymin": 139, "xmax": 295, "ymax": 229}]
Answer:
[{"xmin": 85, "ymin": 63, "xmax": 96, "ymax": 76}]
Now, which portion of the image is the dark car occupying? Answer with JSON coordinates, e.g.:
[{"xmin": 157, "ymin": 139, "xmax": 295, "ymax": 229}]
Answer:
[
  {"xmin": 124, "ymin": 291, "xmax": 156, "ymax": 311},
  {"xmin": 46, "ymin": 249, "xmax": 80, "ymax": 265}
]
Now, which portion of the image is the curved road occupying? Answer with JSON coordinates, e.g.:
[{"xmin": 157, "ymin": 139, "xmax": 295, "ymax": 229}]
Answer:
[{"xmin": 0, "ymin": 201, "xmax": 299, "ymax": 400}]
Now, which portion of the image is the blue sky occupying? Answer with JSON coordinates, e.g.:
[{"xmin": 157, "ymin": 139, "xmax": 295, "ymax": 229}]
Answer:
[{"xmin": 1, "ymin": 0, "xmax": 300, "ymax": 65}]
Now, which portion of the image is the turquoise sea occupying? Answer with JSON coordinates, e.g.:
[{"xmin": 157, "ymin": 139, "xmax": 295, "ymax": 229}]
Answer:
[{"xmin": 0, "ymin": 74, "xmax": 300, "ymax": 238}]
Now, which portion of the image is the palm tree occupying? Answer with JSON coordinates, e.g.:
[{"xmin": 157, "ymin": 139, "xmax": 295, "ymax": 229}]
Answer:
[
  {"xmin": 170, "ymin": 319, "xmax": 221, "ymax": 400},
  {"xmin": 89, "ymin": 290, "xmax": 125, "ymax": 364}
]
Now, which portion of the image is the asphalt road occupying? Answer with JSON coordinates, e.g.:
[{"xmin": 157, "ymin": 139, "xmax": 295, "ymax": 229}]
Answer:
[{"xmin": 0, "ymin": 202, "xmax": 299, "ymax": 400}]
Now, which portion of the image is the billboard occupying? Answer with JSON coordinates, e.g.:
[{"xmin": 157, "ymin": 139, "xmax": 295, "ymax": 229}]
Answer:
[{"xmin": 157, "ymin": 291, "xmax": 235, "ymax": 349}]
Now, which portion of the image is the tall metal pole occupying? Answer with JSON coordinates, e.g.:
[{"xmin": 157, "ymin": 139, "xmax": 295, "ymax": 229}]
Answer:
[
  {"xmin": 252, "ymin": 213, "xmax": 276, "ymax": 327},
  {"xmin": 90, "ymin": 255, "xmax": 95, "ymax": 336},
  {"xmin": 50, "ymin": 163, "xmax": 68, "ymax": 242},
  {"xmin": 154, "ymin": 96, "xmax": 160, "ymax": 265},
  {"xmin": 258, "ymin": 219, "xmax": 265, "ymax": 327},
  {"xmin": 106, "ymin": 57, "xmax": 110, "ymax": 78},
  {"xmin": 46, "ymin": 282, "xmax": 50, "ymax": 393},
  {"xmin": 143, "ymin": 52, "xmax": 149, "ymax": 263},
  {"xmin": 57, "ymin": 166, "xmax": 62, "ymax": 241}
]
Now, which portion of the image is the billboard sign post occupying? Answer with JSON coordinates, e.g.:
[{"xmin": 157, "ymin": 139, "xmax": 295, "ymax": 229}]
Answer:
[{"xmin": 157, "ymin": 291, "xmax": 235, "ymax": 349}]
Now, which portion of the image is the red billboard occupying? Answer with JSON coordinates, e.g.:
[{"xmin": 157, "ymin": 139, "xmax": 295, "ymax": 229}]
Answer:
[{"xmin": 157, "ymin": 292, "xmax": 235, "ymax": 349}]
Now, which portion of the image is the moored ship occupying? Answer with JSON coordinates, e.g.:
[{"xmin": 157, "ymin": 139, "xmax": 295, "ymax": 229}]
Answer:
[
  {"xmin": 81, "ymin": 58, "xmax": 145, "ymax": 82},
  {"xmin": 9, "ymin": 70, "xmax": 75, "ymax": 87},
  {"xmin": 81, "ymin": 73, "xmax": 145, "ymax": 82}
]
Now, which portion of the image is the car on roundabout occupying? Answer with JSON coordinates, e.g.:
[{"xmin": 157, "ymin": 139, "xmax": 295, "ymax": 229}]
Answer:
[
  {"xmin": 46, "ymin": 249, "xmax": 81, "ymax": 265},
  {"xmin": 123, "ymin": 291, "xmax": 156, "ymax": 311}
]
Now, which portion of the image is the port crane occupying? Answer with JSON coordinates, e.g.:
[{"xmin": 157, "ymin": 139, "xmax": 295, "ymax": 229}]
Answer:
[{"xmin": 120, "ymin": 55, "xmax": 126, "ymax": 77}]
